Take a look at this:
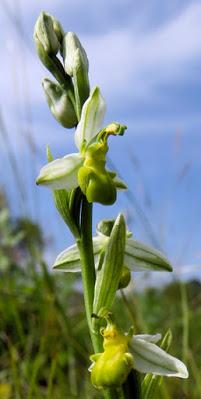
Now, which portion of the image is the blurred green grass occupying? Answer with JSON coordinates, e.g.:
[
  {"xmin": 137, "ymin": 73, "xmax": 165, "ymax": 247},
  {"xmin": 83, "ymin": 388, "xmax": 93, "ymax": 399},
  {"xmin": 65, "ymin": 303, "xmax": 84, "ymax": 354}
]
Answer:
[{"xmin": 0, "ymin": 204, "xmax": 200, "ymax": 398}]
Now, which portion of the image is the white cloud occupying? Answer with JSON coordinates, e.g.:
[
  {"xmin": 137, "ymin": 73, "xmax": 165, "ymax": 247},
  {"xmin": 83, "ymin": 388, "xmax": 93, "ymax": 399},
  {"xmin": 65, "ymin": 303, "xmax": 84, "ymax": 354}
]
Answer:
[{"xmin": 83, "ymin": 2, "xmax": 201, "ymax": 99}]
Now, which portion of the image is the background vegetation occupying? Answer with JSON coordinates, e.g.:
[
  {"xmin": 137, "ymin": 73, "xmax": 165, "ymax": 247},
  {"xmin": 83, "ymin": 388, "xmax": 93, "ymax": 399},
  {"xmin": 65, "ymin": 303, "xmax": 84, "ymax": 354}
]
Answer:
[{"xmin": 0, "ymin": 198, "xmax": 200, "ymax": 399}]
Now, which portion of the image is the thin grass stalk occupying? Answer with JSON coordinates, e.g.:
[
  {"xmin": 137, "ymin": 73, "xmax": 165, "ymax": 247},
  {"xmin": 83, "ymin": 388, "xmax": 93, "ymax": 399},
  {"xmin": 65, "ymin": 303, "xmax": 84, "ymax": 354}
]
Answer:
[
  {"xmin": 0, "ymin": 109, "xmax": 26, "ymax": 211},
  {"xmin": 27, "ymin": 354, "xmax": 45, "ymax": 399},
  {"xmin": 47, "ymin": 356, "xmax": 57, "ymax": 399},
  {"xmin": 8, "ymin": 343, "xmax": 22, "ymax": 399},
  {"xmin": 180, "ymin": 282, "xmax": 189, "ymax": 364}
]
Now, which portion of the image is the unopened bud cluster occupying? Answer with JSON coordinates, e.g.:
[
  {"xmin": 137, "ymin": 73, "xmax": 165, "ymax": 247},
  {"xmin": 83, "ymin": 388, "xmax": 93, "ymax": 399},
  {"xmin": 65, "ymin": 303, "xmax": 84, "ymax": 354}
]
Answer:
[{"xmin": 34, "ymin": 11, "xmax": 90, "ymax": 128}]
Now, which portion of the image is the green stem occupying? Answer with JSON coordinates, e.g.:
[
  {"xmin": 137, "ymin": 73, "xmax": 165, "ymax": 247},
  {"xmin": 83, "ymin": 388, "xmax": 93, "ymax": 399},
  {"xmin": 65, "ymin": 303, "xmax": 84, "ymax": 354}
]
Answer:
[
  {"xmin": 77, "ymin": 197, "xmax": 121, "ymax": 399},
  {"xmin": 103, "ymin": 390, "xmax": 121, "ymax": 399},
  {"xmin": 77, "ymin": 196, "xmax": 101, "ymax": 352},
  {"xmin": 73, "ymin": 70, "xmax": 90, "ymax": 121},
  {"xmin": 42, "ymin": 52, "xmax": 77, "ymax": 120}
]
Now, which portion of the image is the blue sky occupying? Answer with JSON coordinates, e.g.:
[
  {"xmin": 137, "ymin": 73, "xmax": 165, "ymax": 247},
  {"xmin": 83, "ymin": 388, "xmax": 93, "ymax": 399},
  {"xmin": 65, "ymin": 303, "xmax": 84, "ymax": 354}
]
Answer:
[{"xmin": 0, "ymin": 0, "xmax": 201, "ymax": 282}]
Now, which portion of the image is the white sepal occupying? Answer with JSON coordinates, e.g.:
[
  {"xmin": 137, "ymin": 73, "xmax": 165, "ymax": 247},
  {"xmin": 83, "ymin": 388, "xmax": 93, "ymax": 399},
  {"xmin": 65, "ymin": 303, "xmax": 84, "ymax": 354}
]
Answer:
[
  {"xmin": 132, "ymin": 336, "xmax": 189, "ymax": 378},
  {"xmin": 36, "ymin": 153, "xmax": 83, "ymax": 190},
  {"xmin": 134, "ymin": 334, "xmax": 161, "ymax": 344},
  {"xmin": 53, "ymin": 235, "xmax": 108, "ymax": 272},
  {"xmin": 74, "ymin": 86, "xmax": 106, "ymax": 150},
  {"xmin": 125, "ymin": 239, "xmax": 172, "ymax": 272}
]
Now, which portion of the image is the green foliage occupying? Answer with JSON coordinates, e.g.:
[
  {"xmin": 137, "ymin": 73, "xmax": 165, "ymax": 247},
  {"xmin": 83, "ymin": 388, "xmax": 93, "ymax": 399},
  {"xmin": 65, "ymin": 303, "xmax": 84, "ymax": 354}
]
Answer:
[
  {"xmin": 0, "ymin": 206, "xmax": 200, "ymax": 398},
  {"xmin": 1, "ymin": 265, "xmax": 200, "ymax": 398},
  {"xmin": 0, "ymin": 204, "xmax": 197, "ymax": 397}
]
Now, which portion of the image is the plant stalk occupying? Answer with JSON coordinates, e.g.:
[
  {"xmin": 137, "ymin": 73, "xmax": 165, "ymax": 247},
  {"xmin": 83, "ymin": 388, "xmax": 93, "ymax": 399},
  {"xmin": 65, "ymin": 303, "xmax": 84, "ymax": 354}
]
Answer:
[
  {"xmin": 77, "ymin": 197, "xmax": 123, "ymax": 399},
  {"xmin": 77, "ymin": 196, "xmax": 101, "ymax": 352}
]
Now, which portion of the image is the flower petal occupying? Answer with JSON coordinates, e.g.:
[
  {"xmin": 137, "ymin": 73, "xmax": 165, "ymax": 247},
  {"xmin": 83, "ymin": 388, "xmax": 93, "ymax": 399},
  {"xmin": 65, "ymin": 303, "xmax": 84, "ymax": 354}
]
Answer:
[
  {"xmin": 53, "ymin": 235, "xmax": 108, "ymax": 271},
  {"xmin": 125, "ymin": 239, "xmax": 173, "ymax": 272},
  {"xmin": 134, "ymin": 334, "xmax": 161, "ymax": 344},
  {"xmin": 74, "ymin": 86, "xmax": 106, "ymax": 150},
  {"xmin": 113, "ymin": 176, "xmax": 127, "ymax": 191},
  {"xmin": 132, "ymin": 337, "xmax": 188, "ymax": 378},
  {"xmin": 36, "ymin": 153, "xmax": 83, "ymax": 190}
]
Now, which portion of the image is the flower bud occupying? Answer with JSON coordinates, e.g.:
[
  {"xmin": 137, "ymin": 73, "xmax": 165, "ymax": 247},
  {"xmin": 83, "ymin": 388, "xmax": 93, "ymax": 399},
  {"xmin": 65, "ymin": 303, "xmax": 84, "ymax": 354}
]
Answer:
[
  {"xmin": 34, "ymin": 11, "xmax": 60, "ymax": 55},
  {"xmin": 63, "ymin": 32, "xmax": 90, "ymax": 115},
  {"xmin": 96, "ymin": 219, "xmax": 115, "ymax": 236},
  {"xmin": 63, "ymin": 32, "xmax": 89, "ymax": 76},
  {"xmin": 51, "ymin": 16, "xmax": 64, "ymax": 44},
  {"xmin": 118, "ymin": 266, "xmax": 131, "ymax": 289},
  {"xmin": 42, "ymin": 78, "xmax": 77, "ymax": 128}
]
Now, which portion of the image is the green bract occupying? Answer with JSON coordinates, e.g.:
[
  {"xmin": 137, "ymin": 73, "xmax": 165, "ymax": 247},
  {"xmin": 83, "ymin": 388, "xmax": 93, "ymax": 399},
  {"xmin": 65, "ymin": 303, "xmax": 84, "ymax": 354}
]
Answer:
[{"xmin": 93, "ymin": 214, "xmax": 126, "ymax": 317}]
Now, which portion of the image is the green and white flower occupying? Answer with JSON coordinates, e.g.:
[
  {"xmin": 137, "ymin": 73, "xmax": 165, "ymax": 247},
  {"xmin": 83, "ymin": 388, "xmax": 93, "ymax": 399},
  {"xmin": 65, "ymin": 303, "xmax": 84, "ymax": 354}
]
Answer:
[
  {"xmin": 89, "ymin": 316, "xmax": 188, "ymax": 390},
  {"xmin": 52, "ymin": 224, "xmax": 172, "ymax": 273},
  {"xmin": 36, "ymin": 87, "xmax": 105, "ymax": 188},
  {"xmin": 36, "ymin": 87, "xmax": 126, "ymax": 204}
]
